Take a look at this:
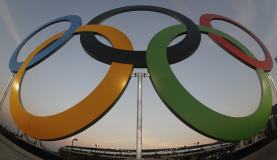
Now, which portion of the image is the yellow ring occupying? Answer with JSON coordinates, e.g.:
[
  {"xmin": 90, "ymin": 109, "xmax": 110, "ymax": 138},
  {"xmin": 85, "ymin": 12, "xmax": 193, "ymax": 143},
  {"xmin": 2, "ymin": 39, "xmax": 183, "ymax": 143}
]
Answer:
[{"xmin": 10, "ymin": 25, "xmax": 133, "ymax": 140}]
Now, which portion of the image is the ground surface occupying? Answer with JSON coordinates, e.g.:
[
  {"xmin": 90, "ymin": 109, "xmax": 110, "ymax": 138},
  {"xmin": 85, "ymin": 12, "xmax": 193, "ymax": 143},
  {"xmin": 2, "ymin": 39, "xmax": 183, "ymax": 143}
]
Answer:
[
  {"xmin": 0, "ymin": 134, "xmax": 40, "ymax": 160},
  {"xmin": 242, "ymin": 139, "xmax": 277, "ymax": 160}
]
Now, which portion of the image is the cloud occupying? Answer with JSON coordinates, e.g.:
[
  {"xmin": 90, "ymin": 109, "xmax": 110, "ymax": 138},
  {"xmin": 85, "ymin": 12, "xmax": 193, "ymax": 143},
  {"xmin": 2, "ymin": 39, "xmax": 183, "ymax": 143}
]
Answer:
[{"xmin": 0, "ymin": 0, "xmax": 21, "ymax": 44}]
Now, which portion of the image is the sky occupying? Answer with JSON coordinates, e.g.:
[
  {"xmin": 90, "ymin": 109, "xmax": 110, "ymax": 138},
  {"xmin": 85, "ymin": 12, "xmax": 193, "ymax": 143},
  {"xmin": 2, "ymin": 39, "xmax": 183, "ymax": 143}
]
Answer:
[{"xmin": 0, "ymin": 0, "xmax": 277, "ymax": 152}]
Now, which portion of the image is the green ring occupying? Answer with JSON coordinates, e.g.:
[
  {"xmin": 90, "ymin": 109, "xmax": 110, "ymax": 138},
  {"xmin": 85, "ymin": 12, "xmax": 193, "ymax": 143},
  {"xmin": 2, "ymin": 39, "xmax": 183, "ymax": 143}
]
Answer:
[{"xmin": 146, "ymin": 25, "xmax": 272, "ymax": 141}]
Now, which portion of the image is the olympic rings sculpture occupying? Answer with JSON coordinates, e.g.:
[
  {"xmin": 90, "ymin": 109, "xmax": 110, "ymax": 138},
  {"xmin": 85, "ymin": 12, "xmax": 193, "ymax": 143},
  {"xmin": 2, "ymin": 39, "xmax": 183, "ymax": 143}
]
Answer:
[{"xmin": 8, "ymin": 5, "xmax": 273, "ymax": 141}]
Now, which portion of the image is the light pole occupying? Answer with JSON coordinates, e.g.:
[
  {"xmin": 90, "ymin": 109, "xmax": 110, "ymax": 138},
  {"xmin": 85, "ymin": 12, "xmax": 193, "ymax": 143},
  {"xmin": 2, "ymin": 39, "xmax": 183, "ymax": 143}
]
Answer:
[
  {"xmin": 194, "ymin": 142, "xmax": 200, "ymax": 146},
  {"xmin": 71, "ymin": 137, "xmax": 78, "ymax": 151},
  {"xmin": 132, "ymin": 72, "xmax": 150, "ymax": 160}
]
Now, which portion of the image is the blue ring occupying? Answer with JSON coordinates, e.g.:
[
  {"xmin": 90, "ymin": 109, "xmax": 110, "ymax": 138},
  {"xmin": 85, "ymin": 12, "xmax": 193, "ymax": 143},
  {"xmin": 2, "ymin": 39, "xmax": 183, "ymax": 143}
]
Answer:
[{"xmin": 9, "ymin": 15, "xmax": 82, "ymax": 73}]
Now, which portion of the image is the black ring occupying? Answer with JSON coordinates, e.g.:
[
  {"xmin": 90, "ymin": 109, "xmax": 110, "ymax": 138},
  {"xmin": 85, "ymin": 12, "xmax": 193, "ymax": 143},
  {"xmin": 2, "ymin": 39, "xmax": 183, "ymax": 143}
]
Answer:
[{"xmin": 80, "ymin": 5, "xmax": 201, "ymax": 68}]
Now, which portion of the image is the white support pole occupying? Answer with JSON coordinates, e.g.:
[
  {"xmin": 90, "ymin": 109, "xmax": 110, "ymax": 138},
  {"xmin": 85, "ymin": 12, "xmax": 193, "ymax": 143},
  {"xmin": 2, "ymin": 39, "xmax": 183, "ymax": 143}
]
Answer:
[
  {"xmin": 132, "ymin": 72, "xmax": 149, "ymax": 160},
  {"xmin": 0, "ymin": 74, "xmax": 16, "ymax": 111},
  {"xmin": 267, "ymin": 73, "xmax": 277, "ymax": 97},
  {"xmin": 266, "ymin": 73, "xmax": 277, "ymax": 130},
  {"xmin": 136, "ymin": 72, "xmax": 143, "ymax": 160}
]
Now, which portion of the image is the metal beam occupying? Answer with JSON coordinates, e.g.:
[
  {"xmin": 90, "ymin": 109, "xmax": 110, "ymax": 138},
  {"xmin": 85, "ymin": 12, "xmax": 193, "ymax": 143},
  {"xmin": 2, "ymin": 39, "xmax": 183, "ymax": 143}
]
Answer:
[{"xmin": 0, "ymin": 74, "xmax": 16, "ymax": 111}]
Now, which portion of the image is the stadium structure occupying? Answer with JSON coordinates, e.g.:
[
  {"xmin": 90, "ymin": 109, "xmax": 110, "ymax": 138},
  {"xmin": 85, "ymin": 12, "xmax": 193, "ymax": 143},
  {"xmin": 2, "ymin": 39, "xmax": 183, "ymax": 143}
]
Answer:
[
  {"xmin": 0, "ymin": 106, "xmax": 276, "ymax": 160},
  {"xmin": 58, "ymin": 104, "xmax": 277, "ymax": 160}
]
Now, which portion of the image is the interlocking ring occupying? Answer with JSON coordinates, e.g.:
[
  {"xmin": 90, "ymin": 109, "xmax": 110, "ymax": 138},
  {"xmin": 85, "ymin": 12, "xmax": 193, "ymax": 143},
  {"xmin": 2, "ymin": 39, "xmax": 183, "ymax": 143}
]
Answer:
[
  {"xmin": 200, "ymin": 14, "xmax": 273, "ymax": 71},
  {"xmin": 146, "ymin": 25, "xmax": 271, "ymax": 141},
  {"xmin": 10, "ymin": 25, "xmax": 133, "ymax": 140},
  {"xmin": 80, "ymin": 5, "xmax": 201, "ymax": 68},
  {"xmin": 9, "ymin": 15, "xmax": 82, "ymax": 73}
]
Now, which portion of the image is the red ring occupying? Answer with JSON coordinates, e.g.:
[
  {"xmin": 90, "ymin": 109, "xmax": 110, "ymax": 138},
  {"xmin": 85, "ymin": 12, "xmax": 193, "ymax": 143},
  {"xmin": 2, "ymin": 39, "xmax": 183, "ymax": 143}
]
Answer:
[{"xmin": 200, "ymin": 14, "xmax": 272, "ymax": 71}]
